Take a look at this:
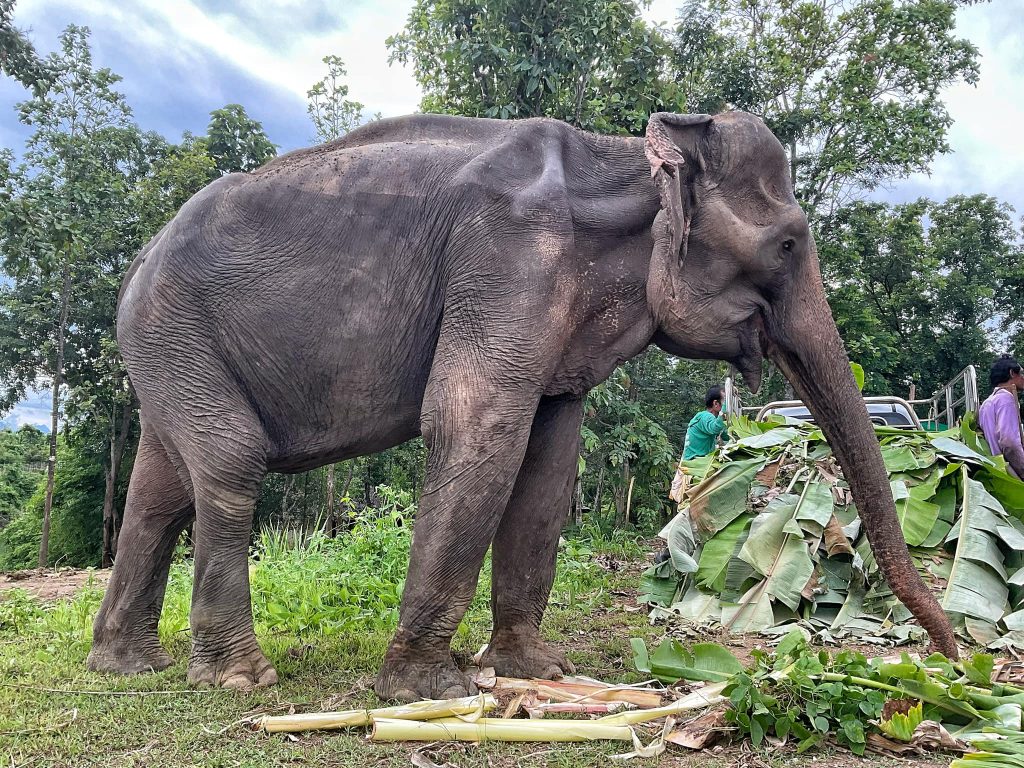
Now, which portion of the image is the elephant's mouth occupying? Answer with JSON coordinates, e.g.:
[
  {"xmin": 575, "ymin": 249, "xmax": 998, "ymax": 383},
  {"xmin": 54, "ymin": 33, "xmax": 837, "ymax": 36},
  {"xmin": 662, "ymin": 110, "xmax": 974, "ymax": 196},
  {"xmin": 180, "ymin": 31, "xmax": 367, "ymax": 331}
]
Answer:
[{"xmin": 733, "ymin": 315, "xmax": 767, "ymax": 392}]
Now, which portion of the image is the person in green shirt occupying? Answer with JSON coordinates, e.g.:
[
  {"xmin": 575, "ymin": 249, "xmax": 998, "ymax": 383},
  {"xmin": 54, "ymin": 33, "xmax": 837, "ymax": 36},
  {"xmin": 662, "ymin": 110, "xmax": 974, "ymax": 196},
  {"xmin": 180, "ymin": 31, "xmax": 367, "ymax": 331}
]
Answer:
[
  {"xmin": 683, "ymin": 385, "xmax": 727, "ymax": 460},
  {"xmin": 659, "ymin": 385, "xmax": 729, "ymax": 564}
]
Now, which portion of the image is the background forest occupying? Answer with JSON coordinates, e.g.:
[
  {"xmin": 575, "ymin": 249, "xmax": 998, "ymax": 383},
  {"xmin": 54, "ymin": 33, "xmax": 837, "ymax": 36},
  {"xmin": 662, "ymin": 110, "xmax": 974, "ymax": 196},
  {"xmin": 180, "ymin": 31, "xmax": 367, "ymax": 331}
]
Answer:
[{"xmin": 0, "ymin": 0, "xmax": 1021, "ymax": 570}]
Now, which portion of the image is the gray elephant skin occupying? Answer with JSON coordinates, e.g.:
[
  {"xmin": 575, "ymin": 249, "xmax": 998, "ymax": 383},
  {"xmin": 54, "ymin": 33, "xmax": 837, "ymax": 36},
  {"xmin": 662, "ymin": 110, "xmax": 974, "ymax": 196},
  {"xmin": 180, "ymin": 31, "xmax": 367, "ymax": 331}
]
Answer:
[{"xmin": 87, "ymin": 111, "xmax": 957, "ymax": 699}]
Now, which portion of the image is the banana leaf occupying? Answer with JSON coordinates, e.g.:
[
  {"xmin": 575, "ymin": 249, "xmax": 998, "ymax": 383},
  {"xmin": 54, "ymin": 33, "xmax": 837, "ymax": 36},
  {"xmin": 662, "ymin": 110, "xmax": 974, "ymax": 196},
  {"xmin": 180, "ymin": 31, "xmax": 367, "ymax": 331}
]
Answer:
[
  {"xmin": 738, "ymin": 495, "xmax": 815, "ymax": 611},
  {"xmin": 795, "ymin": 478, "xmax": 835, "ymax": 533},
  {"xmin": 668, "ymin": 585, "xmax": 722, "ymax": 623},
  {"xmin": 722, "ymin": 580, "xmax": 776, "ymax": 632},
  {"xmin": 734, "ymin": 427, "xmax": 802, "ymax": 450},
  {"xmin": 633, "ymin": 638, "xmax": 743, "ymax": 683},
  {"xmin": 941, "ymin": 469, "xmax": 1011, "ymax": 624},
  {"xmin": 891, "ymin": 479, "xmax": 942, "ymax": 546},
  {"xmin": 933, "ymin": 437, "xmax": 996, "ymax": 466},
  {"xmin": 881, "ymin": 444, "xmax": 925, "ymax": 472},
  {"xmin": 687, "ymin": 457, "xmax": 766, "ymax": 536},
  {"xmin": 639, "ymin": 559, "xmax": 680, "ymax": 606},
  {"xmin": 650, "ymin": 415, "xmax": 1024, "ymax": 647},
  {"xmin": 659, "ymin": 508, "xmax": 699, "ymax": 575},
  {"xmin": 696, "ymin": 515, "xmax": 751, "ymax": 592}
]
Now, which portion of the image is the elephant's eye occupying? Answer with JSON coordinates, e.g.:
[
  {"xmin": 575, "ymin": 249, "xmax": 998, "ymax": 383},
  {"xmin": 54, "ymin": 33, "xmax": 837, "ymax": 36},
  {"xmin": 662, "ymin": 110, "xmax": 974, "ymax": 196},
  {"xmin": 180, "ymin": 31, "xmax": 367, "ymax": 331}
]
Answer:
[{"xmin": 781, "ymin": 239, "xmax": 796, "ymax": 253}]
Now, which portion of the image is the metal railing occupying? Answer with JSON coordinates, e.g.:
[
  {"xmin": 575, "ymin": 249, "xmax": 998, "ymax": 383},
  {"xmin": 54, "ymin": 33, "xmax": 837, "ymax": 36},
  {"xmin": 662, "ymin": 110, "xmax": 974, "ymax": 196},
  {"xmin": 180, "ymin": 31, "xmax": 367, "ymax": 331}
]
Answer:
[{"xmin": 907, "ymin": 365, "xmax": 979, "ymax": 430}]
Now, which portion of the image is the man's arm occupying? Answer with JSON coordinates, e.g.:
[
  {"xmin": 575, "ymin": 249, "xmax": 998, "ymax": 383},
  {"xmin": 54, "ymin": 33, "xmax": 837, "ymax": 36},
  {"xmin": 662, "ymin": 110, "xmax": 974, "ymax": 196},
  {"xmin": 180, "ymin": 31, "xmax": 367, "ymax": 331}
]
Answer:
[
  {"xmin": 994, "ymin": 397, "xmax": 1024, "ymax": 478},
  {"xmin": 701, "ymin": 412, "xmax": 726, "ymax": 438}
]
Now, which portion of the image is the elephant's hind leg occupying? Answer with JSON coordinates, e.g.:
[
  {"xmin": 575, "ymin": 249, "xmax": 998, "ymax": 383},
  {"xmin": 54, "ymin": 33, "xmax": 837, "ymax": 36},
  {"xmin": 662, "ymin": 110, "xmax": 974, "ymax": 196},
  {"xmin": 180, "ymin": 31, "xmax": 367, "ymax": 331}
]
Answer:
[
  {"xmin": 88, "ymin": 428, "xmax": 194, "ymax": 675},
  {"xmin": 181, "ymin": 418, "xmax": 276, "ymax": 690},
  {"xmin": 481, "ymin": 395, "xmax": 583, "ymax": 679}
]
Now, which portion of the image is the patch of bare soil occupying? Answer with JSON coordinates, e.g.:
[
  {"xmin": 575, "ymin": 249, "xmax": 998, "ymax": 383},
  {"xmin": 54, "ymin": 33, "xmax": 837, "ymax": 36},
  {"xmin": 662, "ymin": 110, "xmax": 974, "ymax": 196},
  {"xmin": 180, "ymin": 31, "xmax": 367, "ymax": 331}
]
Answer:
[{"xmin": 0, "ymin": 567, "xmax": 109, "ymax": 600}]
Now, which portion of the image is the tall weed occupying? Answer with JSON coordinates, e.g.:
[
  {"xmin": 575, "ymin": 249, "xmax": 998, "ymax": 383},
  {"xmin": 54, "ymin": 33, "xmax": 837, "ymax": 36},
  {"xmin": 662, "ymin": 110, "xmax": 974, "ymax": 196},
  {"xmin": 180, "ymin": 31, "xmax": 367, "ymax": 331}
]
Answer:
[{"xmin": 1, "ymin": 485, "xmax": 628, "ymax": 654}]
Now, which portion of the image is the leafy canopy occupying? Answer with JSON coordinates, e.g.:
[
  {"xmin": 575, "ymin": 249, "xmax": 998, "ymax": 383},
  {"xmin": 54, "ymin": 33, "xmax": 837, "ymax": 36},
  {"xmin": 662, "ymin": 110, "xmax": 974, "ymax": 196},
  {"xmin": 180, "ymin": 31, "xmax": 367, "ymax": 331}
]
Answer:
[
  {"xmin": 670, "ymin": 0, "xmax": 981, "ymax": 216},
  {"xmin": 388, "ymin": 0, "xmax": 671, "ymax": 134}
]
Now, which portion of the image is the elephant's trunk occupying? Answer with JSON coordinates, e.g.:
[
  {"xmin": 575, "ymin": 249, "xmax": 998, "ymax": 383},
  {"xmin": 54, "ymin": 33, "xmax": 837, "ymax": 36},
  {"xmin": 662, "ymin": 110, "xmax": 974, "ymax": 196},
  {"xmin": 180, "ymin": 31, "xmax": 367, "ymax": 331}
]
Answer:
[{"xmin": 764, "ymin": 245, "xmax": 959, "ymax": 659}]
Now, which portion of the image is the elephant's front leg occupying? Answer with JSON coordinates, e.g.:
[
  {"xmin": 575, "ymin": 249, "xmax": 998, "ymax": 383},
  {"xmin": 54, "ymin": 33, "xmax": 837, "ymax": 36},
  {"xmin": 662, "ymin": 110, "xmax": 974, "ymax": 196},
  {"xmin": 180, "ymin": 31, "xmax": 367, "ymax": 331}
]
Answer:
[
  {"xmin": 374, "ymin": 369, "xmax": 538, "ymax": 702},
  {"xmin": 481, "ymin": 395, "xmax": 584, "ymax": 679}
]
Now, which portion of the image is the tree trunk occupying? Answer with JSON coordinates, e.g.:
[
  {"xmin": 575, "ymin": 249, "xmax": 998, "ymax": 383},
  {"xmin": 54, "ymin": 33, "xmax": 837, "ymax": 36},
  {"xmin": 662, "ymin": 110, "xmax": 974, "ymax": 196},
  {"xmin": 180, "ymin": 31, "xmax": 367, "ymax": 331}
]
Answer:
[
  {"xmin": 325, "ymin": 463, "xmax": 336, "ymax": 538},
  {"xmin": 591, "ymin": 464, "xmax": 606, "ymax": 522},
  {"xmin": 38, "ymin": 262, "xmax": 72, "ymax": 569},
  {"xmin": 572, "ymin": 475, "xmax": 583, "ymax": 526},
  {"xmin": 280, "ymin": 475, "xmax": 293, "ymax": 525},
  {"xmin": 613, "ymin": 461, "xmax": 630, "ymax": 524},
  {"xmin": 101, "ymin": 461, "xmax": 115, "ymax": 568},
  {"xmin": 101, "ymin": 399, "xmax": 134, "ymax": 567}
]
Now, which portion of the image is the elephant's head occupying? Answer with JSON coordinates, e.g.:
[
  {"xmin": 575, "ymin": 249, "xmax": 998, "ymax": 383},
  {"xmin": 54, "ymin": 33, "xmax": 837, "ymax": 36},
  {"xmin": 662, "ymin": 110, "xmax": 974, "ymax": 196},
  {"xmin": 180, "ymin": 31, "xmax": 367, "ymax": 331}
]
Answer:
[{"xmin": 643, "ymin": 111, "xmax": 958, "ymax": 657}]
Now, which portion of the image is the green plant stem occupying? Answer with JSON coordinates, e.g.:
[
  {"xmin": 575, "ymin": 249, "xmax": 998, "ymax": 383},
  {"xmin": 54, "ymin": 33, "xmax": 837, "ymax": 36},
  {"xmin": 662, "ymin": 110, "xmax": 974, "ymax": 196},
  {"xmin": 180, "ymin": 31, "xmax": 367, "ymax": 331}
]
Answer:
[{"xmin": 817, "ymin": 673, "xmax": 904, "ymax": 696}]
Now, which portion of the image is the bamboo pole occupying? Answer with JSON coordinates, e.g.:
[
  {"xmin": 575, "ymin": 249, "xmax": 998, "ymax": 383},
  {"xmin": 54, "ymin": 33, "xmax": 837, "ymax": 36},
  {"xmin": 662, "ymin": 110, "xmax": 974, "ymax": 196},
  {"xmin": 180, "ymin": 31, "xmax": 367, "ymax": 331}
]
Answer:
[
  {"xmin": 371, "ymin": 716, "xmax": 635, "ymax": 742},
  {"xmin": 596, "ymin": 682, "xmax": 728, "ymax": 726},
  {"xmin": 258, "ymin": 695, "xmax": 496, "ymax": 733}
]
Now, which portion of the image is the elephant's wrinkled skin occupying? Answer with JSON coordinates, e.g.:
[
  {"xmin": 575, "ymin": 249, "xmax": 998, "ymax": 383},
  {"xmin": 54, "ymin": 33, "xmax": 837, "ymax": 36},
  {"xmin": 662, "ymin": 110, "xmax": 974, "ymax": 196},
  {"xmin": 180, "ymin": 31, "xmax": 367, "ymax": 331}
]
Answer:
[{"xmin": 87, "ymin": 111, "xmax": 957, "ymax": 697}]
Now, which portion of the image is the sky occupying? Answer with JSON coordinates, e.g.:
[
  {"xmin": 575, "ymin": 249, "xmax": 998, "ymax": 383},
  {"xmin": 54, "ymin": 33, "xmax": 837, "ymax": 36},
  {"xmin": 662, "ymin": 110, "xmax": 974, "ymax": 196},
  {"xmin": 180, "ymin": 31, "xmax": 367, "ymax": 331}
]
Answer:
[{"xmin": 2, "ymin": 0, "xmax": 1022, "ymax": 429}]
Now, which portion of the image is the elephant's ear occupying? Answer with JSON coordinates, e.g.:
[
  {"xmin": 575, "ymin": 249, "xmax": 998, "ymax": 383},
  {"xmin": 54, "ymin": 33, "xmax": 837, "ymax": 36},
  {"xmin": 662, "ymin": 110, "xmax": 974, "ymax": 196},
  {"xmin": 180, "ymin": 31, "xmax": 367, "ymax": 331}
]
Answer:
[{"xmin": 644, "ymin": 113, "xmax": 713, "ymax": 266}]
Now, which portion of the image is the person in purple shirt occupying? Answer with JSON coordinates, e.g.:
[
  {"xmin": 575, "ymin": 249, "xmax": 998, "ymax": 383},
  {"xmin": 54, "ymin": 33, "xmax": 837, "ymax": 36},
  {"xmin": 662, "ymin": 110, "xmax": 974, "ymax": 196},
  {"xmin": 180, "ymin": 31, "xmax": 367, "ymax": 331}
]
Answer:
[{"xmin": 978, "ymin": 354, "xmax": 1024, "ymax": 479}]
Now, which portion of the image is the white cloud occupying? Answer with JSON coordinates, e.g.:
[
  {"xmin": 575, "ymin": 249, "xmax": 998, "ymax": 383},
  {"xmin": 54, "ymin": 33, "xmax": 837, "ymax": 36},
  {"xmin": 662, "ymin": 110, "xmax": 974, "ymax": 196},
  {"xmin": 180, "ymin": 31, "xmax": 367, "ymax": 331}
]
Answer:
[
  {"xmin": 886, "ymin": 3, "xmax": 1024, "ymax": 215},
  {"xmin": 15, "ymin": 0, "xmax": 424, "ymax": 118},
  {"xmin": 4, "ymin": 388, "xmax": 51, "ymax": 431}
]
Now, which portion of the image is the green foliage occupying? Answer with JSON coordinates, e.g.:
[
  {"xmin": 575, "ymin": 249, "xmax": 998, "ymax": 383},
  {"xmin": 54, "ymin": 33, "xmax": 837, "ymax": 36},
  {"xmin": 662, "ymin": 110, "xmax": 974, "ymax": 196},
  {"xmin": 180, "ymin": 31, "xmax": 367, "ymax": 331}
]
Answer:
[
  {"xmin": 0, "ymin": 425, "xmax": 45, "ymax": 526},
  {"xmin": 579, "ymin": 358, "xmax": 687, "ymax": 533},
  {"xmin": 0, "ymin": 0, "xmax": 51, "ymax": 93},
  {"xmin": 251, "ymin": 487, "xmax": 414, "ymax": 636},
  {"xmin": 306, "ymin": 55, "xmax": 376, "ymax": 143},
  {"xmin": 819, "ymin": 196, "xmax": 1022, "ymax": 397},
  {"xmin": 205, "ymin": 103, "xmax": 277, "ymax": 174},
  {"xmin": 725, "ymin": 641, "xmax": 883, "ymax": 754},
  {"xmin": 0, "ymin": 434, "xmax": 108, "ymax": 569},
  {"xmin": 132, "ymin": 132, "xmax": 217, "ymax": 235},
  {"xmin": 387, "ymin": 0, "xmax": 671, "ymax": 134},
  {"xmin": 0, "ymin": 491, "xmax": 624, "ymax": 652},
  {"xmin": 672, "ymin": 0, "xmax": 981, "ymax": 215}
]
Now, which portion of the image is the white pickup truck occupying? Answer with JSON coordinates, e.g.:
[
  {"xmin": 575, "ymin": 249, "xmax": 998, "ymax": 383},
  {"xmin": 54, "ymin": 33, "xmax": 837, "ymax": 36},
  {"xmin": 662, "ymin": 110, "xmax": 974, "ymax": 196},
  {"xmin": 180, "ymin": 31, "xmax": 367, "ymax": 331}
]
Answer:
[{"xmin": 724, "ymin": 365, "xmax": 980, "ymax": 431}]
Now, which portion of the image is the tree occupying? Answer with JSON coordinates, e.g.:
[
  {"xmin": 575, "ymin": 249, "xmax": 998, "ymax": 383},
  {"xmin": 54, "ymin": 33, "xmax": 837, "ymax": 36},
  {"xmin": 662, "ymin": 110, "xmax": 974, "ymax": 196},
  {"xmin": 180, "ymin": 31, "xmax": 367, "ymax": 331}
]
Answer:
[
  {"xmin": 0, "ymin": 425, "xmax": 45, "ymax": 528},
  {"xmin": 0, "ymin": 26, "xmax": 141, "ymax": 566},
  {"xmin": 205, "ymin": 104, "xmax": 277, "ymax": 175},
  {"xmin": 818, "ymin": 195, "xmax": 1020, "ymax": 397},
  {"xmin": 307, "ymin": 55, "xmax": 377, "ymax": 143},
  {"xmin": 0, "ymin": 0, "xmax": 50, "ymax": 93},
  {"xmin": 133, "ymin": 132, "xmax": 217, "ymax": 235},
  {"xmin": 387, "ymin": 0, "xmax": 671, "ymax": 134},
  {"xmin": 670, "ymin": 0, "xmax": 981, "ymax": 216}
]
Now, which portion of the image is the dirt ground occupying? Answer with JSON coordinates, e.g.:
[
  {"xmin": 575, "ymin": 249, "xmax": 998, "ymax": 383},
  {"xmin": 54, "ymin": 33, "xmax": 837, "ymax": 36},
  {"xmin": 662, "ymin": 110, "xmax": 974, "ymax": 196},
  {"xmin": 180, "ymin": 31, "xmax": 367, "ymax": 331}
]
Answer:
[{"xmin": 0, "ymin": 566, "xmax": 109, "ymax": 599}]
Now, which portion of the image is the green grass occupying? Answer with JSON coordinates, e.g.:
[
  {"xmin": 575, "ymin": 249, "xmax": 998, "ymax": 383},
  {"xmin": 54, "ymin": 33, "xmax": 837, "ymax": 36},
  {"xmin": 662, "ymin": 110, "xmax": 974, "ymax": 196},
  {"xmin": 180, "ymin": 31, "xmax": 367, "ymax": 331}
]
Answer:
[
  {"xmin": 0, "ymin": 495, "xmax": 907, "ymax": 767},
  {"xmin": 1, "ymin": 494, "xmax": 701, "ymax": 767}
]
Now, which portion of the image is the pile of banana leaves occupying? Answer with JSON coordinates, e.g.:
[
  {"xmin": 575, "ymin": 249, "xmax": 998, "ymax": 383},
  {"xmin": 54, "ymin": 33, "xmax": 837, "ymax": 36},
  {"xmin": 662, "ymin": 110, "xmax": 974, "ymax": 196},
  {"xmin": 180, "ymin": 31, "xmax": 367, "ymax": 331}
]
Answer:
[{"xmin": 643, "ymin": 414, "xmax": 1024, "ymax": 648}]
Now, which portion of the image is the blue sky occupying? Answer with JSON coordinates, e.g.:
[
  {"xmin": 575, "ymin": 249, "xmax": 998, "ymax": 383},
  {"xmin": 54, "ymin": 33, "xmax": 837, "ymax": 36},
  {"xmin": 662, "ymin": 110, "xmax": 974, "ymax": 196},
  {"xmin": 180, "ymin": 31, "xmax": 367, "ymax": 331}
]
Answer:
[{"xmin": 2, "ymin": 0, "xmax": 1022, "ymax": 429}]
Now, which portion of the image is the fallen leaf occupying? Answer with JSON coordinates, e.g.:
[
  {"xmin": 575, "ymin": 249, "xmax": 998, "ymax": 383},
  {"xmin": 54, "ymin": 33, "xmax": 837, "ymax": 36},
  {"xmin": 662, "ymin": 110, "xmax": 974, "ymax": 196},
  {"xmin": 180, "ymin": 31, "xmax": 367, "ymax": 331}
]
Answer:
[
  {"xmin": 471, "ymin": 667, "xmax": 496, "ymax": 690},
  {"xmin": 410, "ymin": 751, "xmax": 454, "ymax": 768},
  {"xmin": 756, "ymin": 460, "xmax": 782, "ymax": 485},
  {"xmin": 665, "ymin": 708, "xmax": 728, "ymax": 749},
  {"xmin": 823, "ymin": 514, "xmax": 855, "ymax": 556}
]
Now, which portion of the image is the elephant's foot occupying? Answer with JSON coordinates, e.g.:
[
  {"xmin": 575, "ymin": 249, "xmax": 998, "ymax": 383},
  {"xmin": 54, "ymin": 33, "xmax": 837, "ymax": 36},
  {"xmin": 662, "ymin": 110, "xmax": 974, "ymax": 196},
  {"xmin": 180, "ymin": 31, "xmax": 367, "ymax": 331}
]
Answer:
[
  {"xmin": 87, "ymin": 637, "xmax": 175, "ymax": 675},
  {"xmin": 375, "ymin": 640, "xmax": 475, "ymax": 702},
  {"xmin": 187, "ymin": 643, "xmax": 278, "ymax": 690},
  {"xmin": 480, "ymin": 627, "xmax": 574, "ymax": 680}
]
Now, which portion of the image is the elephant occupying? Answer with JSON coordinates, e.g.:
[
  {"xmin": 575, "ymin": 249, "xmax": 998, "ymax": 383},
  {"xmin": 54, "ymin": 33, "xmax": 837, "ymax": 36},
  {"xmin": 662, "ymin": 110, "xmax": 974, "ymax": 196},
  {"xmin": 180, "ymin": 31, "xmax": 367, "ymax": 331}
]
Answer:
[{"xmin": 86, "ymin": 110, "xmax": 958, "ymax": 700}]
